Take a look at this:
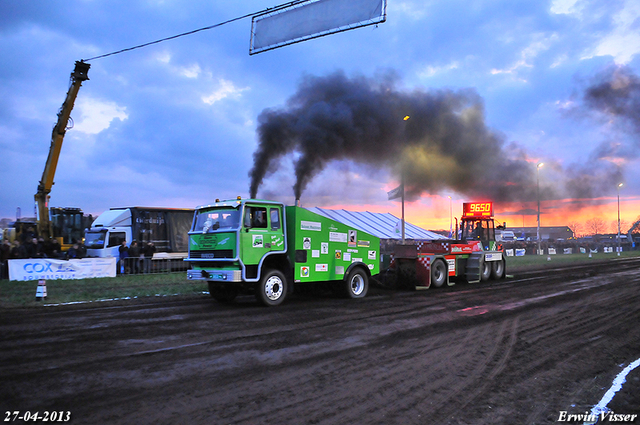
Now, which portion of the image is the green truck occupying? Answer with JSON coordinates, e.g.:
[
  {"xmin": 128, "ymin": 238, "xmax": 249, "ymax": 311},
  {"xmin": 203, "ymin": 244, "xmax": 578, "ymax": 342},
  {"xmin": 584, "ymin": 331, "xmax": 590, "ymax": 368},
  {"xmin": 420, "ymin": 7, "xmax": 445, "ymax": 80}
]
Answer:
[{"xmin": 186, "ymin": 198, "xmax": 380, "ymax": 306}]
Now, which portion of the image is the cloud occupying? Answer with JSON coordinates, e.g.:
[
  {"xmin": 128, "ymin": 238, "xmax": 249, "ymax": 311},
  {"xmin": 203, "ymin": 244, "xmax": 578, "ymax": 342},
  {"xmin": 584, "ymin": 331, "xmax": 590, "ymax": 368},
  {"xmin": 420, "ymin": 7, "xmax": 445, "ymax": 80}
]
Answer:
[
  {"xmin": 550, "ymin": 0, "xmax": 581, "ymax": 15},
  {"xmin": 419, "ymin": 61, "xmax": 459, "ymax": 78},
  {"xmin": 73, "ymin": 98, "xmax": 128, "ymax": 135},
  {"xmin": 491, "ymin": 33, "xmax": 559, "ymax": 79},
  {"xmin": 580, "ymin": 0, "xmax": 640, "ymax": 64},
  {"xmin": 202, "ymin": 79, "xmax": 250, "ymax": 105},
  {"xmin": 180, "ymin": 63, "xmax": 201, "ymax": 79}
]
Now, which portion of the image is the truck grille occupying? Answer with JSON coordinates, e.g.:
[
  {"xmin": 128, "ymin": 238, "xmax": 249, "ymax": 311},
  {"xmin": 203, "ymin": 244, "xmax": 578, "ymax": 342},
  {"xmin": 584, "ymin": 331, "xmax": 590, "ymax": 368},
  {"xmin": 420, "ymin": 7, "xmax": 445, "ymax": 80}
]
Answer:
[{"xmin": 190, "ymin": 250, "xmax": 234, "ymax": 259}]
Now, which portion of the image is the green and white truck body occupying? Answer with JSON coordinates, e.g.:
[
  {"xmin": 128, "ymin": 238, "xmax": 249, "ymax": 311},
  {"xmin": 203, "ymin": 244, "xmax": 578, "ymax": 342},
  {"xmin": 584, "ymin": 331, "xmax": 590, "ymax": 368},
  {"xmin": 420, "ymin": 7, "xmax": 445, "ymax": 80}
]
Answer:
[{"xmin": 186, "ymin": 198, "xmax": 380, "ymax": 306}]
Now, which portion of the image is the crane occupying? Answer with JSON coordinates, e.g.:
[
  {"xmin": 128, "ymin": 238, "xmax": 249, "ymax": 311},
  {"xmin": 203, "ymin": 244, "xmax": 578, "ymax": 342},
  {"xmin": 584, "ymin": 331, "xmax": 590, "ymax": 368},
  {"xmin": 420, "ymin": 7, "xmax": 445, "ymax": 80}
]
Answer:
[{"xmin": 34, "ymin": 60, "xmax": 90, "ymax": 246}]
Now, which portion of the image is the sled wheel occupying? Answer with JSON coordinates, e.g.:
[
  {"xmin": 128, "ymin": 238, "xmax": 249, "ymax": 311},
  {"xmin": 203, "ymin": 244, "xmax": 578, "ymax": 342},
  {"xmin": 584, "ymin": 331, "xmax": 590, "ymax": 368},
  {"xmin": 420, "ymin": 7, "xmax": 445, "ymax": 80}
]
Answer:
[{"xmin": 431, "ymin": 259, "xmax": 447, "ymax": 288}]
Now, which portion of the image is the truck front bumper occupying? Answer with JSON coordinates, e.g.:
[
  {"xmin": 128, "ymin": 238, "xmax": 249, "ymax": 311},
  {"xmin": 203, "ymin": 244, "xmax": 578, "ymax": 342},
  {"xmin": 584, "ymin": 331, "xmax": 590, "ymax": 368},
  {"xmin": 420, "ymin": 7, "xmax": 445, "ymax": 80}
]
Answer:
[{"xmin": 187, "ymin": 269, "xmax": 242, "ymax": 282}]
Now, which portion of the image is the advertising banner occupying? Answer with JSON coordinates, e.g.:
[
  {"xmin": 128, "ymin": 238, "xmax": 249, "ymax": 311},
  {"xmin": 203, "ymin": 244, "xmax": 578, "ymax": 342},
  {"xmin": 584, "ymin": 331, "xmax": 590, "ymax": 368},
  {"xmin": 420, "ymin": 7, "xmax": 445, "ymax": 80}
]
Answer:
[{"xmin": 8, "ymin": 258, "xmax": 117, "ymax": 281}]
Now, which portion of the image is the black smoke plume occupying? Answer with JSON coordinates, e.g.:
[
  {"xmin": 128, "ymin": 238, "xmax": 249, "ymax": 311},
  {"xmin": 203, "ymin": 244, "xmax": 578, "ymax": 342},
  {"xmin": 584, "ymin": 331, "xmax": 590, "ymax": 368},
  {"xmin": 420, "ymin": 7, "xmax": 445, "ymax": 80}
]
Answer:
[
  {"xmin": 249, "ymin": 70, "xmax": 539, "ymax": 202},
  {"xmin": 248, "ymin": 68, "xmax": 637, "ymax": 205},
  {"xmin": 584, "ymin": 65, "xmax": 640, "ymax": 134},
  {"xmin": 562, "ymin": 65, "xmax": 640, "ymax": 201}
]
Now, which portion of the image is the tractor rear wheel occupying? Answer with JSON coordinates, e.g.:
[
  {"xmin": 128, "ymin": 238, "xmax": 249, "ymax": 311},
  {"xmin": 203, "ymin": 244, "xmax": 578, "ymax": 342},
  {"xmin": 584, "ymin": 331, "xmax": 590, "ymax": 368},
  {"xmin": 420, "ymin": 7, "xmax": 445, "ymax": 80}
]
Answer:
[
  {"xmin": 491, "ymin": 259, "xmax": 506, "ymax": 279},
  {"xmin": 480, "ymin": 260, "xmax": 492, "ymax": 281}
]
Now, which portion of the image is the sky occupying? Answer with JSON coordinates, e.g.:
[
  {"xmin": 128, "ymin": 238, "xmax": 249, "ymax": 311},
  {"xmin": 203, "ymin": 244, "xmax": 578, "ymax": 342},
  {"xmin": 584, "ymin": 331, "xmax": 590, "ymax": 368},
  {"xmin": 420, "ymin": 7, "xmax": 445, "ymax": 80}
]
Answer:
[{"xmin": 1, "ymin": 0, "xmax": 640, "ymax": 235}]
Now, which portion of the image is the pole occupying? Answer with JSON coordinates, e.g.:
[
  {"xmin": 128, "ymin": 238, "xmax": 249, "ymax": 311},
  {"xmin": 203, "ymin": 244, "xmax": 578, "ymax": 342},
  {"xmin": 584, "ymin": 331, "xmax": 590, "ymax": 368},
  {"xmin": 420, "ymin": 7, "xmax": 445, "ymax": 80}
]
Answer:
[
  {"xmin": 401, "ymin": 173, "xmax": 405, "ymax": 244},
  {"xmin": 401, "ymin": 115, "xmax": 409, "ymax": 245},
  {"xmin": 617, "ymin": 183, "xmax": 623, "ymax": 256},
  {"xmin": 536, "ymin": 163, "xmax": 543, "ymax": 255},
  {"xmin": 448, "ymin": 196, "xmax": 452, "ymax": 238}
]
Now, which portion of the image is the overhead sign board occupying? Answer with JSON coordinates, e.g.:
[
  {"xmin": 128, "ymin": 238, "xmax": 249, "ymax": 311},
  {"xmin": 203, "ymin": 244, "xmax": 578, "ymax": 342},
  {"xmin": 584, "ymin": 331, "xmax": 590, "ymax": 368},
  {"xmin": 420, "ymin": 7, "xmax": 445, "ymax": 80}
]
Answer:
[{"xmin": 250, "ymin": 0, "xmax": 387, "ymax": 54}]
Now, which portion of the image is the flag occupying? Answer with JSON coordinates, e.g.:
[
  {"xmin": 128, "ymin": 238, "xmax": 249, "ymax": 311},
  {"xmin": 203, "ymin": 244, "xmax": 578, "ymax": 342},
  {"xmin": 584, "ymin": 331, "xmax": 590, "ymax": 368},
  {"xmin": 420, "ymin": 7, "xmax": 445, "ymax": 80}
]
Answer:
[
  {"xmin": 387, "ymin": 184, "xmax": 403, "ymax": 200},
  {"xmin": 394, "ymin": 219, "xmax": 402, "ymax": 235}
]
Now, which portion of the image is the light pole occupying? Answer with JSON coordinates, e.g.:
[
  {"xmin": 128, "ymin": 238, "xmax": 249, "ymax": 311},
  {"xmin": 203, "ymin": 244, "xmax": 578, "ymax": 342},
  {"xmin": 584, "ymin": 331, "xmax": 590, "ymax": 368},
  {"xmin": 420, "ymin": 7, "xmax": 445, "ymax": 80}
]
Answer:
[
  {"xmin": 617, "ymin": 183, "xmax": 623, "ymax": 256},
  {"xmin": 448, "ymin": 196, "xmax": 452, "ymax": 238},
  {"xmin": 401, "ymin": 115, "xmax": 410, "ymax": 244},
  {"xmin": 536, "ymin": 162, "xmax": 544, "ymax": 255}
]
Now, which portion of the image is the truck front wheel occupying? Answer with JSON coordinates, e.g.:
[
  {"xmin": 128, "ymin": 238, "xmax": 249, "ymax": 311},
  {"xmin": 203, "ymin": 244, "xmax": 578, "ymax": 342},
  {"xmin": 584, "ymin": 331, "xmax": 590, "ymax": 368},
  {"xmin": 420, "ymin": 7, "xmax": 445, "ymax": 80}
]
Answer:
[
  {"xmin": 345, "ymin": 268, "xmax": 368, "ymax": 299},
  {"xmin": 257, "ymin": 270, "xmax": 287, "ymax": 306}
]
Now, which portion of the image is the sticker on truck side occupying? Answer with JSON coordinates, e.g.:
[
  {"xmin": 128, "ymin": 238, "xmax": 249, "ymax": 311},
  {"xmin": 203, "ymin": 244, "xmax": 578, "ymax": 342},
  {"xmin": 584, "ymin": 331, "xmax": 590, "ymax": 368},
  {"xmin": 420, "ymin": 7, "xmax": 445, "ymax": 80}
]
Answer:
[
  {"xmin": 330, "ymin": 232, "xmax": 347, "ymax": 243},
  {"xmin": 301, "ymin": 221, "xmax": 321, "ymax": 231},
  {"xmin": 348, "ymin": 230, "xmax": 357, "ymax": 247},
  {"xmin": 447, "ymin": 258, "xmax": 456, "ymax": 273}
]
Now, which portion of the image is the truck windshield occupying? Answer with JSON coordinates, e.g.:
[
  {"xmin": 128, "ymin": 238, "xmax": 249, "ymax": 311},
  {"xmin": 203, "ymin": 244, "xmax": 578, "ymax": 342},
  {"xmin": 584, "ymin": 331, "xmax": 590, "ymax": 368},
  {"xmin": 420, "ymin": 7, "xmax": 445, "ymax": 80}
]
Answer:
[
  {"xmin": 462, "ymin": 219, "xmax": 495, "ymax": 241},
  {"xmin": 194, "ymin": 208, "xmax": 240, "ymax": 232},
  {"xmin": 84, "ymin": 231, "xmax": 106, "ymax": 249}
]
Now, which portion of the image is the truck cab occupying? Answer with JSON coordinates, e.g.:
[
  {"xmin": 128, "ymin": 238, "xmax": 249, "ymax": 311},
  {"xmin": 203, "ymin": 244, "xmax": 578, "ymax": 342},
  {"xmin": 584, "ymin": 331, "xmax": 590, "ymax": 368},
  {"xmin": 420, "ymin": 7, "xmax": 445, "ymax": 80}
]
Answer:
[
  {"xmin": 187, "ymin": 198, "xmax": 290, "ymax": 305},
  {"xmin": 85, "ymin": 209, "xmax": 131, "ymax": 258}
]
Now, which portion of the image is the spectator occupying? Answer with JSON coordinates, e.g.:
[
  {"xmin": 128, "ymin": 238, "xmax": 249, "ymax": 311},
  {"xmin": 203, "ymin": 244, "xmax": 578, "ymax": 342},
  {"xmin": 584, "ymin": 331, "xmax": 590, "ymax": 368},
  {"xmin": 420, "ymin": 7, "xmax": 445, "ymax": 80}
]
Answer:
[
  {"xmin": 76, "ymin": 238, "xmax": 86, "ymax": 259},
  {"xmin": 48, "ymin": 238, "xmax": 62, "ymax": 259},
  {"xmin": 11, "ymin": 241, "xmax": 27, "ymax": 259},
  {"xmin": 35, "ymin": 238, "xmax": 46, "ymax": 258},
  {"xmin": 118, "ymin": 240, "xmax": 129, "ymax": 274},
  {"xmin": 66, "ymin": 243, "xmax": 79, "ymax": 259},
  {"xmin": 0, "ymin": 239, "xmax": 10, "ymax": 279},
  {"xmin": 129, "ymin": 241, "xmax": 141, "ymax": 274},
  {"xmin": 24, "ymin": 238, "xmax": 38, "ymax": 258},
  {"xmin": 143, "ymin": 242, "xmax": 156, "ymax": 274}
]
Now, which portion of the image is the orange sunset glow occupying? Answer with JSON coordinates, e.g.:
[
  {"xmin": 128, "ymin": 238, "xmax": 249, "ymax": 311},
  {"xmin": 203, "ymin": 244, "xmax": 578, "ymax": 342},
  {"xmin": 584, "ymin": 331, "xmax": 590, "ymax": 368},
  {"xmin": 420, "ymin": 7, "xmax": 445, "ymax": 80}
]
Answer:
[{"xmin": 324, "ymin": 193, "xmax": 640, "ymax": 236}]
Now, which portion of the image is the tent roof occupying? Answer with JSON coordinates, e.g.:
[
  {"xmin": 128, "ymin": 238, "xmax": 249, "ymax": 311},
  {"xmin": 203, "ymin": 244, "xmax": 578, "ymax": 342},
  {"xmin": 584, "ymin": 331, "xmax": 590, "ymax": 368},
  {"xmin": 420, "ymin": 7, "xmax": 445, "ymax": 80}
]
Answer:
[{"xmin": 304, "ymin": 207, "xmax": 446, "ymax": 240}]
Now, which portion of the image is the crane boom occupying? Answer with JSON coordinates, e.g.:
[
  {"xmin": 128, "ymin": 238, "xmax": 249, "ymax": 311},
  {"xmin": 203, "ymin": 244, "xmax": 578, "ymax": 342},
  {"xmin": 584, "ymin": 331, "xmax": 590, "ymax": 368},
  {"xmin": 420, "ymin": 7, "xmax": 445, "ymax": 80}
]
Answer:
[{"xmin": 35, "ymin": 60, "xmax": 90, "ymax": 240}]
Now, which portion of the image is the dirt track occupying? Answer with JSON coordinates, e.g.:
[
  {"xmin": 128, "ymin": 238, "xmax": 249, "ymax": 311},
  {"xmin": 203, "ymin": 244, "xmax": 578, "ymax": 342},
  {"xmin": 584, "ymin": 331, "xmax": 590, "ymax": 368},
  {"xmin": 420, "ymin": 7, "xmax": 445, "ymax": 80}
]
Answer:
[{"xmin": 1, "ymin": 258, "xmax": 640, "ymax": 425}]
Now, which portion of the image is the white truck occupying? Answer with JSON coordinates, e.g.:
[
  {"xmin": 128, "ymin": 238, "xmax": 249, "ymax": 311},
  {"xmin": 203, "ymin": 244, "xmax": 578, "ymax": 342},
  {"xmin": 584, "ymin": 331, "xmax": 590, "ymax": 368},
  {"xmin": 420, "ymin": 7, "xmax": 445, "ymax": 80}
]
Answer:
[
  {"xmin": 85, "ymin": 207, "xmax": 194, "ymax": 258},
  {"xmin": 496, "ymin": 230, "xmax": 516, "ymax": 242}
]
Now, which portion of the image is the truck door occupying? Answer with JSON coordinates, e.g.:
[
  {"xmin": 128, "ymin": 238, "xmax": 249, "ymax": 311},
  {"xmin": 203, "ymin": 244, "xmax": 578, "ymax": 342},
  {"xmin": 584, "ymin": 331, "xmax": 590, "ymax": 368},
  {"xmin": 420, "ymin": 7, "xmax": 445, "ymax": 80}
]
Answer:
[{"xmin": 242, "ymin": 205, "xmax": 285, "ymax": 267}]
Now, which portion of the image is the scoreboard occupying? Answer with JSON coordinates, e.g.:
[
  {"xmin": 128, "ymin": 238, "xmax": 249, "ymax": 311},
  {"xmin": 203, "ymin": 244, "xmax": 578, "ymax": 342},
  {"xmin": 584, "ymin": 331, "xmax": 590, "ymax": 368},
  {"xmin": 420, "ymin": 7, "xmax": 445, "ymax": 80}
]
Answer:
[{"xmin": 462, "ymin": 202, "xmax": 493, "ymax": 218}]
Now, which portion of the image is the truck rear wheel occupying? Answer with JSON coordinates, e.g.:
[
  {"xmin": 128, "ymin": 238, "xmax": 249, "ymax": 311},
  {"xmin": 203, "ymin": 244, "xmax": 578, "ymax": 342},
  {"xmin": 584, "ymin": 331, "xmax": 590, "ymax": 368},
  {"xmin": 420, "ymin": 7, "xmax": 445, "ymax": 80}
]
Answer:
[
  {"xmin": 257, "ymin": 269, "xmax": 287, "ymax": 306},
  {"xmin": 491, "ymin": 259, "xmax": 505, "ymax": 279},
  {"xmin": 208, "ymin": 282, "xmax": 238, "ymax": 303},
  {"xmin": 431, "ymin": 259, "xmax": 447, "ymax": 288},
  {"xmin": 345, "ymin": 268, "xmax": 368, "ymax": 299},
  {"xmin": 480, "ymin": 260, "xmax": 492, "ymax": 281}
]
